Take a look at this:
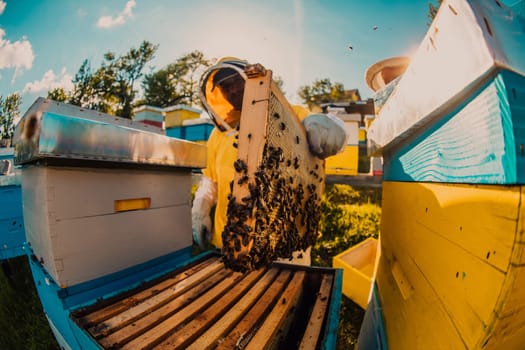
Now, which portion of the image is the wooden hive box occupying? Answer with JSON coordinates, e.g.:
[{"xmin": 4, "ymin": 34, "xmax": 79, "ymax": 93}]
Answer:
[
  {"xmin": 71, "ymin": 253, "xmax": 341, "ymax": 350},
  {"xmin": 333, "ymin": 237, "xmax": 378, "ymax": 309},
  {"xmin": 363, "ymin": 0, "xmax": 525, "ymax": 349}
]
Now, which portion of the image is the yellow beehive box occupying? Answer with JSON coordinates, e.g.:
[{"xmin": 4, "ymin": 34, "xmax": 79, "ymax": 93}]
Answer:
[
  {"xmin": 164, "ymin": 105, "xmax": 201, "ymax": 128},
  {"xmin": 324, "ymin": 145, "xmax": 358, "ymax": 175},
  {"xmin": 359, "ymin": 127, "xmax": 366, "ymax": 143},
  {"xmin": 333, "ymin": 237, "xmax": 378, "ymax": 309},
  {"xmin": 325, "ymin": 113, "xmax": 360, "ymax": 175}
]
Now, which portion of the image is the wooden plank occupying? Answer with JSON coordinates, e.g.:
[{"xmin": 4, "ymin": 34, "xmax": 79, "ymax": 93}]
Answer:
[
  {"xmin": 483, "ymin": 304, "xmax": 525, "ymax": 350},
  {"xmin": 298, "ymin": 274, "xmax": 333, "ymax": 350},
  {"xmin": 98, "ymin": 267, "xmax": 233, "ymax": 348},
  {"xmin": 375, "ymin": 252, "xmax": 466, "ymax": 350},
  {"xmin": 88, "ymin": 259, "xmax": 223, "ymax": 338},
  {"xmin": 215, "ymin": 270, "xmax": 292, "ymax": 349},
  {"xmin": 380, "ymin": 181, "xmax": 517, "ymax": 349},
  {"xmin": 223, "ymin": 66, "xmax": 324, "ymax": 271},
  {"xmin": 119, "ymin": 271, "xmax": 245, "ymax": 349},
  {"xmin": 384, "ymin": 76, "xmax": 515, "ymax": 184},
  {"xmin": 185, "ymin": 268, "xmax": 280, "ymax": 350},
  {"xmin": 78, "ymin": 257, "xmax": 218, "ymax": 326},
  {"xmin": 155, "ymin": 267, "xmax": 268, "ymax": 349},
  {"xmin": 245, "ymin": 270, "xmax": 306, "ymax": 350},
  {"xmin": 480, "ymin": 186, "xmax": 525, "ymax": 349}
]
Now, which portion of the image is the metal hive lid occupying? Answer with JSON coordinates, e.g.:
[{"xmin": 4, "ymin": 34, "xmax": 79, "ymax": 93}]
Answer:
[{"xmin": 13, "ymin": 98, "xmax": 206, "ymax": 168}]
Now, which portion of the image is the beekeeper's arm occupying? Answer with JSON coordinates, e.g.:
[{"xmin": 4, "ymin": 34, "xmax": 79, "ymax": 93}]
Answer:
[
  {"xmin": 191, "ymin": 175, "xmax": 217, "ymax": 248},
  {"xmin": 303, "ymin": 113, "xmax": 348, "ymax": 159}
]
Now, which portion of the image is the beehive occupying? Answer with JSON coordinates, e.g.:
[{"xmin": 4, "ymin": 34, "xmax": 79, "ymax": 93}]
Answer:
[
  {"xmin": 13, "ymin": 98, "xmax": 206, "ymax": 287},
  {"xmin": 71, "ymin": 253, "xmax": 341, "ymax": 350}
]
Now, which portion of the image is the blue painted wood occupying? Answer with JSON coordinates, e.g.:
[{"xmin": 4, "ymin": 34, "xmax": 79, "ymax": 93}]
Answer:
[
  {"xmin": 322, "ymin": 268, "xmax": 342, "ymax": 350},
  {"xmin": 0, "ymin": 184, "xmax": 25, "ymax": 260},
  {"xmin": 28, "ymin": 246, "xmax": 205, "ymax": 348},
  {"xmin": 384, "ymin": 70, "xmax": 525, "ymax": 184},
  {"xmin": 356, "ymin": 283, "xmax": 388, "ymax": 350},
  {"xmin": 184, "ymin": 123, "xmax": 214, "ymax": 141},
  {"xmin": 166, "ymin": 124, "xmax": 214, "ymax": 142},
  {"xmin": 29, "ymin": 255, "xmax": 85, "ymax": 350},
  {"xmin": 166, "ymin": 127, "xmax": 183, "ymax": 139}
]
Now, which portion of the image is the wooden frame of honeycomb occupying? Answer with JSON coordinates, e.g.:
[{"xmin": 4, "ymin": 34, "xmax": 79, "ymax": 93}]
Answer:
[{"xmin": 222, "ymin": 64, "xmax": 325, "ymax": 271}]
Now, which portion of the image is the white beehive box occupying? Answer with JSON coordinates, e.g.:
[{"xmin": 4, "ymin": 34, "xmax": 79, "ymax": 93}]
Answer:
[
  {"xmin": 22, "ymin": 166, "xmax": 193, "ymax": 287},
  {"xmin": 14, "ymin": 98, "xmax": 206, "ymax": 287}
]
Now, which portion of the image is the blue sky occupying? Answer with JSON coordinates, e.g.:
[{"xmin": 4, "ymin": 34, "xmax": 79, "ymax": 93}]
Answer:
[{"xmin": 0, "ymin": 0, "xmax": 515, "ymax": 115}]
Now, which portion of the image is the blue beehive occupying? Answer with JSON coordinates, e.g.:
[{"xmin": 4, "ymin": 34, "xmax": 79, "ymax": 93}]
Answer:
[
  {"xmin": 166, "ymin": 118, "xmax": 214, "ymax": 143},
  {"xmin": 0, "ymin": 147, "xmax": 25, "ymax": 260}
]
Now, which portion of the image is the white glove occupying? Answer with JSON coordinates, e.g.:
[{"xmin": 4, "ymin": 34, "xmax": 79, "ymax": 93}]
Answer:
[
  {"xmin": 303, "ymin": 113, "xmax": 348, "ymax": 159},
  {"xmin": 191, "ymin": 176, "xmax": 217, "ymax": 248}
]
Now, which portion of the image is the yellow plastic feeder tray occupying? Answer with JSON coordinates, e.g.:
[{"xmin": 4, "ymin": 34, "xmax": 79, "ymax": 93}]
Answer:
[{"xmin": 333, "ymin": 237, "xmax": 378, "ymax": 309}]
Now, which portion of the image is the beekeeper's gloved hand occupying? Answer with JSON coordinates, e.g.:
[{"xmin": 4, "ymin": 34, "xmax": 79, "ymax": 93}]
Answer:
[
  {"xmin": 303, "ymin": 113, "xmax": 348, "ymax": 159},
  {"xmin": 191, "ymin": 176, "xmax": 217, "ymax": 249}
]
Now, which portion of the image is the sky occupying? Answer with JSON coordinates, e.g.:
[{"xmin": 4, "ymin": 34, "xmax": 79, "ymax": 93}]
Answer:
[{"xmin": 0, "ymin": 0, "xmax": 518, "ymax": 116}]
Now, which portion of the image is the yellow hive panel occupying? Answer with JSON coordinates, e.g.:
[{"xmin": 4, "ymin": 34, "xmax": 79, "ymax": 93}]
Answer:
[
  {"xmin": 379, "ymin": 181, "xmax": 521, "ymax": 349},
  {"xmin": 333, "ymin": 237, "xmax": 378, "ymax": 309},
  {"xmin": 164, "ymin": 108, "xmax": 200, "ymax": 128},
  {"xmin": 325, "ymin": 145, "xmax": 358, "ymax": 175}
]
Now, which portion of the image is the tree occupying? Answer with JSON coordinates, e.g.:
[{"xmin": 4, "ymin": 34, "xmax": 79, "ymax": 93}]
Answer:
[
  {"xmin": 0, "ymin": 93, "xmax": 21, "ymax": 144},
  {"xmin": 47, "ymin": 88, "xmax": 69, "ymax": 102},
  {"xmin": 141, "ymin": 50, "xmax": 211, "ymax": 108},
  {"xmin": 68, "ymin": 59, "xmax": 97, "ymax": 108},
  {"xmin": 273, "ymin": 76, "xmax": 285, "ymax": 91},
  {"xmin": 428, "ymin": 0, "xmax": 443, "ymax": 26},
  {"xmin": 176, "ymin": 50, "xmax": 212, "ymax": 106},
  {"xmin": 297, "ymin": 78, "xmax": 347, "ymax": 110},
  {"xmin": 96, "ymin": 41, "xmax": 159, "ymax": 118},
  {"xmin": 57, "ymin": 41, "xmax": 158, "ymax": 118}
]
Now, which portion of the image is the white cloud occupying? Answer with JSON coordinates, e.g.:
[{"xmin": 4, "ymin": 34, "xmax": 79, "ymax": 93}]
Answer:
[
  {"xmin": 96, "ymin": 0, "xmax": 136, "ymax": 29},
  {"xmin": 0, "ymin": 1, "xmax": 6, "ymax": 15},
  {"xmin": 0, "ymin": 28, "xmax": 34, "ymax": 82},
  {"xmin": 22, "ymin": 67, "xmax": 73, "ymax": 94}
]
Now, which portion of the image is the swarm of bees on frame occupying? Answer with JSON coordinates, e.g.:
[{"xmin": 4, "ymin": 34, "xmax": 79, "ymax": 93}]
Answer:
[{"xmin": 221, "ymin": 95, "xmax": 324, "ymax": 272}]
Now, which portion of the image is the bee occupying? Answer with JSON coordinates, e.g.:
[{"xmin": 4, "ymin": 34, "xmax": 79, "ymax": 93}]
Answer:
[
  {"xmin": 237, "ymin": 175, "xmax": 249, "ymax": 185},
  {"xmin": 293, "ymin": 157, "xmax": 299, "ymax": 169},
  {"xmin": 233, "ymin": 159, "xmax": 247, "ymax": 173}
]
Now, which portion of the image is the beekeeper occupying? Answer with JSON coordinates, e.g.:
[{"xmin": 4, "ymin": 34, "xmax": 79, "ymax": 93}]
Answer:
[{"xmin": 191, "ymin": 57, "xmax": 348, "ymax": 264}]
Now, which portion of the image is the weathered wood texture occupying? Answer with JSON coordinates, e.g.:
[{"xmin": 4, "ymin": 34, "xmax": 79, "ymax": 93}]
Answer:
[
  {"xmin": 72, "ymin": 255, "xmax": 336, "ymax": 350},
  {"xmin": 222, "ymin": 68, "xmax": 325, "ymax": 271},
  {"xmin": 384, "ymin": 71, "xmax": 525, "ymax": 184},
  {"xmin": 367, "ymin": 0, "xmax": 525, "ymax": 155},
  {"xmin": 377, "ymin": 181, "xmax": 525, "ymax": 350}
]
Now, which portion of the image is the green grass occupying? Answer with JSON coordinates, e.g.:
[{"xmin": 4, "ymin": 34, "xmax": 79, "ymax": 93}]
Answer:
[
  {"xmin": 312, "ymin": 184, "xmax": 382, "ymax": 349},
  {"xmin": 0, "ymin": 256, "xmax": 59, "ymax": 350}
]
